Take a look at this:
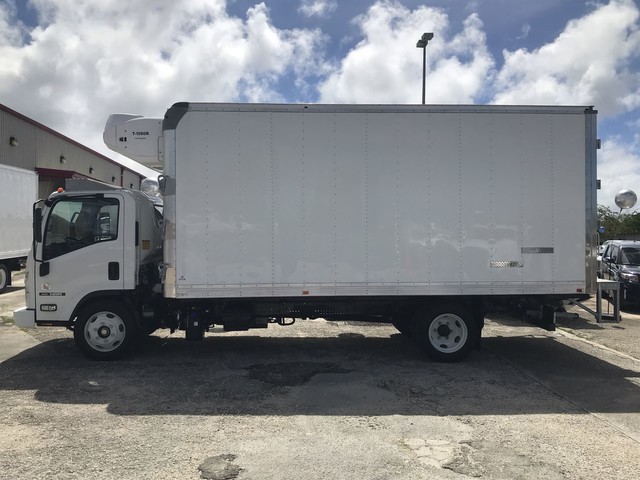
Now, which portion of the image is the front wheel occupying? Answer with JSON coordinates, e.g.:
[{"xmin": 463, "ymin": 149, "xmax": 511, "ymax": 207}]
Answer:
[
  {"xmin": 412, "ymin": 304, "xmax": 478, "ymax": 362},
  {"xmin": 73, "ymin": 300, "xmax": 138, "ymax": 360}
]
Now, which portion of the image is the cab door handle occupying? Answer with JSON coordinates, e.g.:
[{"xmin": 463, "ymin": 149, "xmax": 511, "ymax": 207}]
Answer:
[{"xmin": 108, "ymin": 262, "xmax": 119, "ymax": 280}]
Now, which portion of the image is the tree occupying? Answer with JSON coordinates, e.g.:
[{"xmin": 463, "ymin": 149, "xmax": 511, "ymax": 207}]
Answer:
[
  {"xmin": 597, "ymin": 205, "xmax": 640, "ymax": 241},
  {"xmin": 598, "ymin": 205, "xmax": 620, "ymax": 241}
]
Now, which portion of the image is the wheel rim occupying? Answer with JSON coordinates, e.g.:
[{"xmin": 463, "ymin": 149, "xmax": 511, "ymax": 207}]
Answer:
[
  {"xmin": 84, "ymin": 311, "xmax": 126, "ymax": 352},
  {"xmin": 428, "ymin": 313, "xmax": 468, "ymax": 353},
  {"xmin": 0, "ymin": 268, "xmax": 7, "ymax": 290}
]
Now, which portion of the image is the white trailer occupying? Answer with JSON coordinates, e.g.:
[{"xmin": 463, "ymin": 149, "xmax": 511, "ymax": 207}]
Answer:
[
  {"xmin": 0, "ymin": 164, "xmax": 37, "ymax": 292},
  {"xmin": 15, "ymin": 103, "xmax": 598, "ymax": 362}
]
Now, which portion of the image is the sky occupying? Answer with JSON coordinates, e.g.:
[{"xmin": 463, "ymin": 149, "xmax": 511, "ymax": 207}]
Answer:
[{"xmin": 1, "ymin": 0, "xmax": 639, "ymax": 210}]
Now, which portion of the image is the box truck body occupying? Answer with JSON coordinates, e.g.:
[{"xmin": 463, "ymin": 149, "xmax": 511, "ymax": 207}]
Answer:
[
  {"xmin": 160, "ymin": 104, "xmax": 597, "ymax": 299},
  {"xmin": 15, "ymin": 103, "xmax": 599, "ymax": 361},
  {"xmin": 0, "ymin": 164, "xmax": 37, "ymax": 292}
]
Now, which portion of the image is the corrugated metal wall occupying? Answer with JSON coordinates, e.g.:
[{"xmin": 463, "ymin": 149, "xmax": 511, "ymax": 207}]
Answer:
[
  {"xmin": 0, "ymin": 109, "xmax": 37, "ymax": 170},
  {"xmin": 0, "ymin": 106, "xmax": 144, "ymax": 196},
  {"xmin": 36, "ymin": 130, "xmax": 122, "ymax": 180}
]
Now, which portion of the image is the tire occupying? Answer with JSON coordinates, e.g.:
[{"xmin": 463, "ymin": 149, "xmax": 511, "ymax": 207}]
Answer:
[
  {"xmin": 411, "ymin": 304, "xmax": 478, "ymax": 362},
  {"xmin": 0, "ymin": 264, "xmax": 8, "ymax": 294},
  {"xmin": 73, "ymin": 300, "xmax": 138, "ymax": 360}
]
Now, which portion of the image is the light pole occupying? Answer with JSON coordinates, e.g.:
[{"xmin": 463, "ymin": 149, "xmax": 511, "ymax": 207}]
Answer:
[{"xmin": 416, "ymin": 32, "xmax": 434, "ymax": 105}]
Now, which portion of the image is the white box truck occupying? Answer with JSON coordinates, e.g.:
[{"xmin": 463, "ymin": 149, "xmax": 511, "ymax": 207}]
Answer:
[
  {"xmin": 14, "ymin": 103, "xmax": 598, "ymax": 361},
  {"xmin": 0, "ymin": 164, "xmax": 37, "ymax": 293}
]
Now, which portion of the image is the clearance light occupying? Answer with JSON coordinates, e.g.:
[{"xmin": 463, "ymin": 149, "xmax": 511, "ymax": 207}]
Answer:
[{"xmin": 57, "ymin": 187, "xmax": 64, "ymax": 193}]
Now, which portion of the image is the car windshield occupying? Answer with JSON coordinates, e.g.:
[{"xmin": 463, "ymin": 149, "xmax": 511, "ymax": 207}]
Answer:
[{"xmin": 620, "ymin": 247, "xmax": 640, "ymax": 265}]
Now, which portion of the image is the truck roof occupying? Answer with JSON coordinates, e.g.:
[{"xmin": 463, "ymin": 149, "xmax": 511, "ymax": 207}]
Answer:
[{"xmin": 163, "ymin": 102, "xmax": 597, "ymax": 130}]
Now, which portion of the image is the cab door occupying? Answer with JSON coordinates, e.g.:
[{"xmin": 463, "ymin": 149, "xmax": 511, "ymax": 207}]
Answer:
[{"xmin": 35, "ymin": 194, "xmax": 125, "ymax": 324}]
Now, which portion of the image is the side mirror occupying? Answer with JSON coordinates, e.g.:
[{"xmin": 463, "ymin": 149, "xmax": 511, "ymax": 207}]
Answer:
[{"xmin": 34, "ymin": 207, "xmax": 42, "ymax": 243}]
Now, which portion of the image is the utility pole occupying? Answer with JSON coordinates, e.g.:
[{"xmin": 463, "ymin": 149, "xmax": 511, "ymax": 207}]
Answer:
[{"xmin": 416, "ymin": 32, "xmax": 434, "ymax": 104}]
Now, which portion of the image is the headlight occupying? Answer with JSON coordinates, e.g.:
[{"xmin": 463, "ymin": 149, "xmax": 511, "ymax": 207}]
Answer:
[{"xmin": 620, "ymin": 272, "xmax": 639, "ymax": 283}]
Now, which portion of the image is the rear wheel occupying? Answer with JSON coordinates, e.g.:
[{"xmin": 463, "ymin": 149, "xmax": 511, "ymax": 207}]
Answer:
[
  {"xmin": 412, "ymin": 304, "xmax": 478, "ymax": 362},
  {"xmin": 0, "ymin": 264, "xmax": 8, "ymax": 293},
  {"xmin": 73, "ymin": 300, "xmax": 138, "ymax": 360}
]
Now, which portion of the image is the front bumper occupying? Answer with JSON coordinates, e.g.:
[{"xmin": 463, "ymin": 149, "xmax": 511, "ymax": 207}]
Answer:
[
  {"xmin": 13, "ymin": 307, "xmax": 35, "ymax": 328},
  {"xmin": 621, "ymin": 282, "xmax": 640, "ymax": 303}
]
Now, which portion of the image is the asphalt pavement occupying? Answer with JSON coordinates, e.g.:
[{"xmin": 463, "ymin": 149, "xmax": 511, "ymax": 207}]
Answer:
[{"xmin": 1, "ymin": 272, "xmax": 640, "ymax": 479}]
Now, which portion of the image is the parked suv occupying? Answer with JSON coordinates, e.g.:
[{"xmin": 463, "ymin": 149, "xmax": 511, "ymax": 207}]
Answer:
[
  {"xmin": 598, "ymin": 240, "xmax": 612, "ymax": 255},
  {"xmin": 599, "ymin": 240, "xmax": 640, "ymax": 306}
]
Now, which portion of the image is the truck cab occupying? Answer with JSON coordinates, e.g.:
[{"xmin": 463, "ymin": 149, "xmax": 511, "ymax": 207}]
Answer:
[{"xmin": 14, "ymin": 187, "xmax": 163, "ymax": 358}]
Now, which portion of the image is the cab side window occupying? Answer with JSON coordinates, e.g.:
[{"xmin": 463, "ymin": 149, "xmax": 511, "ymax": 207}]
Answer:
[{"xmin": 43, "ymin": 198, "xmax": 120, "ymax": 260}]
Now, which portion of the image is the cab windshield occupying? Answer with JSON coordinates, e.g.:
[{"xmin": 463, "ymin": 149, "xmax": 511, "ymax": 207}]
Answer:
[{"xmin": 43, "ymin": 197, "xmax": 119, "ymax": 260}]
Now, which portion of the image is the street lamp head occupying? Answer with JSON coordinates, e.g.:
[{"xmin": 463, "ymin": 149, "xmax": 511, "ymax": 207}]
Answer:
[{"xmin": 416, "ymin": 32, "xmax": 434, "ymax": 48}]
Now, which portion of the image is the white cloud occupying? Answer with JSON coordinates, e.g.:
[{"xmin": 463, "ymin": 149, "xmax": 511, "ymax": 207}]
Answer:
[
  {"xmin": 598, "ymin": 137, "xmax": 640, "ymax": 210},
  {"xmin": 0, "ymin": 0, "xmax": 326, "ymax": 175},
  {"xmin": 621, "ymin": 86, "xmax": 640, "ymax": 110},
  {"xmin": 0, "ymin": 1, "xmax": 25, "ymax": 47},
  {"xmin": 492, "ymin": 0, "xmax": 640, "ymax": 116},
  {"xmin": 517, "ymin": 23, "xmax": 531, "ymax": 40},
  {"xmin": 318, "ymin": 1, "xmax": 494, "ymax": 104},
  {"xmin": 298, "ymin": 0, "xmax": 337, "ymax": 18},
  {"xmin": 0, "ymin": 1, "xmax": 27, "ymax": 79}
]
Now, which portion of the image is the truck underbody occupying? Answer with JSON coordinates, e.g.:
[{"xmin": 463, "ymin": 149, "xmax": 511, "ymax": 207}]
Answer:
[{"xmin": 36, "ymin": 283, "xmax": 585, "ymax": 363}]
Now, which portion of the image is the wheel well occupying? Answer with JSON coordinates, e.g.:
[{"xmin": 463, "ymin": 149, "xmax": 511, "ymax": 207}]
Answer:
[
  {"xmin": 409, "ymin": 297, "xmax": 484, "ymax": 319},
  {"xmin": 69, "ymin": 291, "xmax": 138, "ymax": 328}
]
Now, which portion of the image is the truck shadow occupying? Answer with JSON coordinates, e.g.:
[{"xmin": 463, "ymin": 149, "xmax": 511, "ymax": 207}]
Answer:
[
  {"xmin": 0, "ymin": 330, "xmax": 639, "ymax": 417},
  {"xmin": 555, "ymin": 315, "xmax": 611, "ymax": 331}
]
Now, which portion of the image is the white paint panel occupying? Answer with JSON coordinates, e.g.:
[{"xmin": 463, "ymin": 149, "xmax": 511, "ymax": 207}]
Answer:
[
  {"xmin": 271, "ymin": 113, "xmax": 305, "ymax": 284},
  {"xmin": 166, "ymin": 104, "xmax": 594, "ymax": 298},
  {"xmin": 395, "ymin": 115, "xmax": 430, "ymax": 284},
  {"xmin": 297, "ymin": 113, "xmax": 340, "ymax": 284},
  {"xmin": 547, "ymin": 114, "xmax": 586, "ymax": 282},
  {"xmin": 487, "ymin": 114, "xmax": 526, "ymax": 285},
  {"xmin": 426, "ymin": 113, "xmax": 463, "ymax": 284},
  {"xmin": 331, "ymin": 114, "xmax": 367, "ymax": 283},
  {"xmin": 0, "ymin": 164, "xmax": 37, "ymax": 260},
  {"xmin": 365, "ymin": 113, "xmax": 403, "ymax": 283},
  {"xmin": 459, "ymin": 114, "xmax": 494, "ymax": 283}
]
